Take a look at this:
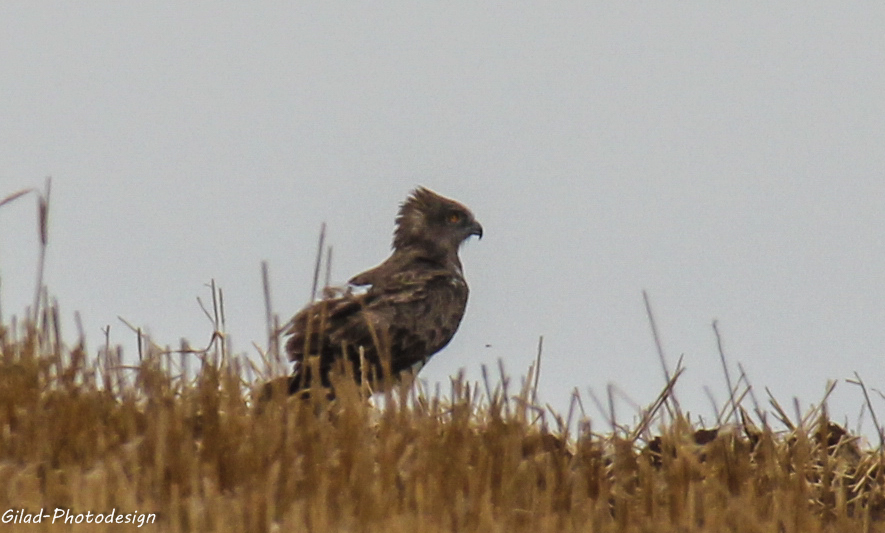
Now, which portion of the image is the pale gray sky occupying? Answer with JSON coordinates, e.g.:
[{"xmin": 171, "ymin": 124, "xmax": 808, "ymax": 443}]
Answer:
[{"xmin": 2, "ymin": 4, "xmax": 884, "ymax": 436}]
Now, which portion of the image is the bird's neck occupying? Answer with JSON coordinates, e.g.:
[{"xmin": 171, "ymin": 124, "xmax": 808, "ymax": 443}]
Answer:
[{"xmin": 397, "ymin": 244, "xmax": 463, "ymax": 275}]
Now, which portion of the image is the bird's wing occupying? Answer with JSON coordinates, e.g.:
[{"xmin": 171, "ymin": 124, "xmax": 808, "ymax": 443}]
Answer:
[
  {"xmin": 348, "ymin": 265, "xmax": 379, "ymax": 287},
  {"xmin": 286, "ymin": 263, "xmax": 462, "ymax": 365},
  {"xmin": 285, "ymin": 294, "xmax": 364, "ymax": 362}
]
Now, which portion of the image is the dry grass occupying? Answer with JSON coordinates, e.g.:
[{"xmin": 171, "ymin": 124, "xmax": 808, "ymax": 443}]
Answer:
[
  {"xmin": 1, "ymin": 304, "xmax": 884, "ymax": 533},
  {"xmin": 2, "ymin": 184, "xmax": 885, "ymax": 532}
]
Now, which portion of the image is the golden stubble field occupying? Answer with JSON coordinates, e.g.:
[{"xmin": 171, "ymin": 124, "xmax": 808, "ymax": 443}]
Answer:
[{"xmin": 1, "ymin": 302, "xmax": 884, "ymax": 533}]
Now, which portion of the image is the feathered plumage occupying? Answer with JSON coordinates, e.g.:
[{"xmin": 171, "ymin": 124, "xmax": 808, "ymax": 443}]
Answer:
[{"xmin": 283, "ymin": 187, "xmax": 482, "ymax": 396}]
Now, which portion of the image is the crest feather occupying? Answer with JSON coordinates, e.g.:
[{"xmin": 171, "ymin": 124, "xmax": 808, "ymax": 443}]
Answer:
[{"xmin": 393, "ymin": 187, "xmax": 448, "ymax": 249}]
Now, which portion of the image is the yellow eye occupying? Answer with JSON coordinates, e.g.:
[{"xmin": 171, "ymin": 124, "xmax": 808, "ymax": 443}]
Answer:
[{"xmin": 448, "ymin": 212, "xmax": 462, "ymax": 224}]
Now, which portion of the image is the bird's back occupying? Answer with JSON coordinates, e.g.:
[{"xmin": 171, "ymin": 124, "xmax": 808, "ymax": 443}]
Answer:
[{"xmin": 285, "ymin": 254, "xmax": 468, "ymax": 394}]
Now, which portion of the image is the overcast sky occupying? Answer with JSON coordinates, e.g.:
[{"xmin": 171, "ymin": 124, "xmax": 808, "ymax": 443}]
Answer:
[{"xmin": 2, "ymin": 3, "xmax": 884, "ymax": 438}]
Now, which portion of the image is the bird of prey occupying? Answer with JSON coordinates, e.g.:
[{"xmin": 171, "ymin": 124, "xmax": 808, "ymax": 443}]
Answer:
[{"xmin": 283, "ymin": 187, "xmax": 482, "ymax": 397}]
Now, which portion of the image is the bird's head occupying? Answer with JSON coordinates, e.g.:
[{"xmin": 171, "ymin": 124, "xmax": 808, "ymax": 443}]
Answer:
[{"xmin": 393, "ymin": 187, "xmax": 483, "ymax": 256}]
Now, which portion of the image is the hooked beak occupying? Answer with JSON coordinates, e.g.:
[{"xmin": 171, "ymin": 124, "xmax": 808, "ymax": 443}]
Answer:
[{"xmin": 470, "ymin": 221, "xmax": 483, "ymax": 240}]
